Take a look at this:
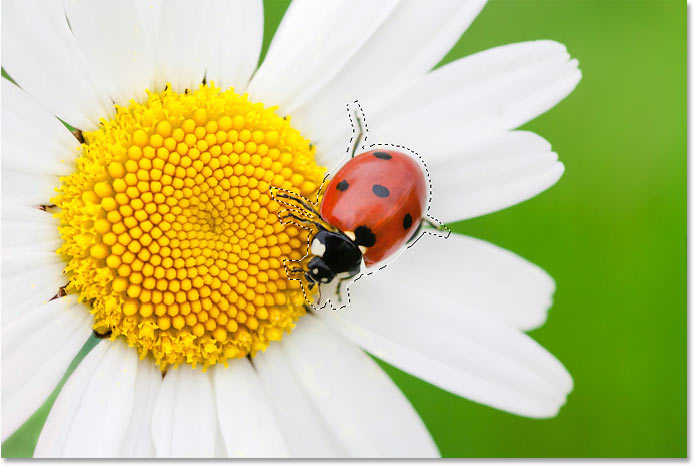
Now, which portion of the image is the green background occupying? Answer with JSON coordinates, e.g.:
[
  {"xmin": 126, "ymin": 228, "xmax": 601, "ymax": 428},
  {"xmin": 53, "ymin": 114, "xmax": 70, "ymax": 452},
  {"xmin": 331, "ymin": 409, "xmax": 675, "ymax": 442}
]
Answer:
[{"xmin": 2, "ymin": 0, "xmax": 685, "ymax": 458}]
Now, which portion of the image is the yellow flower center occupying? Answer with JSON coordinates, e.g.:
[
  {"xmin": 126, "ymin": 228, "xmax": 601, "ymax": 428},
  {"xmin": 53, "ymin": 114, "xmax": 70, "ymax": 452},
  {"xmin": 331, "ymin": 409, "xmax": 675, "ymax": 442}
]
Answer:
[{"xmin": 54, "ymin": 84, "xmax": 325, "ymax": 369}]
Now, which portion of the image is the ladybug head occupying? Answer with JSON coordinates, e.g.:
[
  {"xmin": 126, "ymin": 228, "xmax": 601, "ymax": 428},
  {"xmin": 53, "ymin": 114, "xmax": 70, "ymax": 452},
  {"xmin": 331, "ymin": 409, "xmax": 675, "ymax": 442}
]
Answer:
[
  {"xmin": 305, "ymin": 230, "xmax": 362, "ymax": 288},
  {"xmin": 305, "ymin": 256, "xmax": 335, "ymax": 287}
]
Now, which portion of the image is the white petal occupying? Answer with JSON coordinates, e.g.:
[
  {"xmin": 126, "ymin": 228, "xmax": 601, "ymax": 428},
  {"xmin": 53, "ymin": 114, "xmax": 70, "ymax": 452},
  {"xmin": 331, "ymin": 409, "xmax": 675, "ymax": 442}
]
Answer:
[
  {"xmin": 292, "ymin": 0, "xmax": 486, "ymax": 148},
  {"xmin": 246, "ymin": 0, "xmax": 398, "ymax": 114},
  {"xmin": 34, "ymin": 340, "xmax": 108, "ymax": 457},
  {"xmin": 1, "ymin": 221, "xmax": 62, "ymax": 252},
  {"xmin": 1, "ymin": 170, "xmax": 60, "ymax": 207},
  {"xmin": 379, "ymin": 233, "xmax": 554, "ymax": 331},
  {"xmin": 2, "ymin": 204, "xmax": 62, "ymax": 253},
  {"xmin": 35, "ymin": 340, "xmax": 138, "ymax": 457},
  {"xmin": 1, "ymin": 0, "xmax": 114, "ymax": 130},
  {"xmin": 2, "ymin": 202, "xmax": 57, "ymax": 223},
  {"xmin": 62, "ymin": 0, "xmax": 156, "ymax": 107},
  {"xmin": 317, "ymin": 278, "xmax": 573, "ymax": 418},
  {"xmin": 212, "ymin": 360, "xmax": 289, "ymax": 458},
  {"xmin": 206, "ymin": 0, "xmax": 263, "ymax": 93},
  {"xmin": 152, "ymin": 0, "xmax": 228, "ymax": 93},
  {"xmin": 1, "ymin": 296, "xmax": 92, "ymax": 441},
  {"xmin": 253, "ymin": 345, "xmax": 346, "ymax": 457},
  {"xmin": 62, "ymin": 340, "xmax": 137, "ymax": 457},
  {"xmin": 2, "ymin": 250, "xmax": 63, "ymax": 278},
  {"xmin": 214, "ymin": 426, "xmax": 227, "ymax": 458},
  {"xmin": 1, "ymin": 246, "xmax": 66, "ymax": 324},
  {"xmin": 1, "ymin": 203, "xmax": 63, "ymax": 323},
  {"xmin": 120, "ymin": 357, "xmax": 162, "ymax": 458},
  {"xmin": 151, "ymin": 365, "xmax": 217, "ymax": 457},
  {"xmin": 318, "ymin": 41, "xmax": 580, "ymax": 165},
  {"xmin": 376, "ymin": 40, "xmax": 580, "ymax": 133},
  {"xmin": 1, "ymin": 282, "xmax": 61, "ymax": 327},
  {"xmin": 2, "ymin": 78, "xmax": 78, "ymax": 175},
  {"xmin": 2, "ymin": 82, "xmax": 66, "ymax": 206},
  {"xmin": 281, "ymin": 315, "xmax": 439, "ymax": 457},
  {"xmin": 428, "ymin": 131, "xmax": 565, "ymax": 221},
  {"xmin": 133, "ymin": 0, "xmax": 163, "ymax": 64}
]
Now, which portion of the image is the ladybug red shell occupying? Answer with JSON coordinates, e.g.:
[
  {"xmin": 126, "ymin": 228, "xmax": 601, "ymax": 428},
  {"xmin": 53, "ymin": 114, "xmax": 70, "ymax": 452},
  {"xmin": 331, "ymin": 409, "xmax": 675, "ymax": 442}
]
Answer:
[{"xmin": 320, "ymin": 149, "xmax": 427, "ymax": 266}]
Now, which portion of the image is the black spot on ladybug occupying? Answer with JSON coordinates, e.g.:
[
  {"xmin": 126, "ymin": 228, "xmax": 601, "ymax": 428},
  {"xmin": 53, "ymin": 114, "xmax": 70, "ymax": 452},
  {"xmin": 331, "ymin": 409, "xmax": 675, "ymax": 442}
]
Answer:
[
  {"xmin": 403, "ymin": 213, "xmax": 413, "ymax": 230},
  {"xmin": 336, "ymin": 180, "xmax": 349, "ymax": 192},
  {"xmin": 372, "ymin": 184, "xmax": 390, "ymax": 198},
  {"xmin": 373, "ymin": 151, "xmax": 392, "ymax": 160},
  {"xmin": 354, "ymin": 225, "xmax": 376, "ymax": 248}
]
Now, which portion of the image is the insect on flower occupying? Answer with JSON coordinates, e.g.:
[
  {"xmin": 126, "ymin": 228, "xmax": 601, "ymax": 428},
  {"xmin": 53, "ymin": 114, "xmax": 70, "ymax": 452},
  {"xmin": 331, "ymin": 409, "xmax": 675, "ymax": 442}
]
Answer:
[{"xmin": 276, "ymin": 107, "xmax": 447, "ymax": 305}]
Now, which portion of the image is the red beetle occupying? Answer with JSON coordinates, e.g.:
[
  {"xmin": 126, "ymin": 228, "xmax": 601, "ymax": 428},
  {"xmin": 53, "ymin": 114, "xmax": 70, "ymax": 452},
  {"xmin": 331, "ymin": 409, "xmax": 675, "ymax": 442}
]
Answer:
[
  {"xmin": 278, "ymin": 112, "xmax": 439, "ymax": 302},
  {"xmin": 320, "ymin": 149, "xmax": 426, "ymax": 266}
]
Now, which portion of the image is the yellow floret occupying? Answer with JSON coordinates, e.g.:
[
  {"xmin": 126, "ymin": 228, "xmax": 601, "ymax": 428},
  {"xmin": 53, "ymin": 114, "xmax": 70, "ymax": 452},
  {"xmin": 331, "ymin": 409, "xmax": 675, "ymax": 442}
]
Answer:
[{"xmin": 54, "ymin": 83, "xmax": 325, "ymax": 369}]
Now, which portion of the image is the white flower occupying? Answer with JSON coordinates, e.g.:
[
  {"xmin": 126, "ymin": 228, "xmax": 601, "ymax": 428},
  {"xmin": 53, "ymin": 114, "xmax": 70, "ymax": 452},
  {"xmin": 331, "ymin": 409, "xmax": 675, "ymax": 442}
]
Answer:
[{"xmin": 1, "ymin": 0, "xmax": 581, "ymax": 458}]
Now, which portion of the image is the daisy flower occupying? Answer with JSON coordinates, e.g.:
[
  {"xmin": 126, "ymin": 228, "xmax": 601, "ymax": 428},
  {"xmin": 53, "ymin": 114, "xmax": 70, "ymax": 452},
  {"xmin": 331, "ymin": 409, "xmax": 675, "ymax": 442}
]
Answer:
[{"xmin": 1, "ymin": 0, "xmax": 581, "ymax": 458}]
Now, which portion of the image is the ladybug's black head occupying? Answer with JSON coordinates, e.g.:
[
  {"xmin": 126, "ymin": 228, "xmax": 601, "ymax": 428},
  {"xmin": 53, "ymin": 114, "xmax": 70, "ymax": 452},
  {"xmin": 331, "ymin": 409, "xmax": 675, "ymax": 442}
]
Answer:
[
  {"xmin": 305, "ymin": 230, "xmax": 362, "ymax": 287},
  {"xmin": 305, "ymin": 256, "xmax": 335, "ymax": 287}
]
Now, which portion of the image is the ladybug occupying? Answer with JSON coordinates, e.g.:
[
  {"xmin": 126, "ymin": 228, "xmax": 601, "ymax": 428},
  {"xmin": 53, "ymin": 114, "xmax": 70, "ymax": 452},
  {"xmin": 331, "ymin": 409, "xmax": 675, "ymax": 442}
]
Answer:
[
  {"xmin": 278, "ymin": 117, "xmax": 435, "ymax": 303},
  {"xmin": 320, "ymin": 149, "xmax": 427, "ymax": 266}
]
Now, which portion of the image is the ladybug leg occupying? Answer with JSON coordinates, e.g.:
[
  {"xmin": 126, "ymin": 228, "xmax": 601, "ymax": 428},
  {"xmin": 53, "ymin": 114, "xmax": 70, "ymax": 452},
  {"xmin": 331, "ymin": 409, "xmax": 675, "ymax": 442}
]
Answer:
[
  {"xmin": 422, "ymin": 218, "xmax": 447, "ymax": 231},
  {"xmin": 407, "ymin": 217, "xmax": 450, "ymax": 245},
  {"xmin": 325, "ymin": 276, "xmax": 353, "ymax": 305},
  {"xmin": 305, "ymin": 274, "xmax": 317, "ymax": 293},
  {"xmin": 286, "ymin": 266, "xmax": 305, "ymax": 278},
  {"xmin": 406, "ymin": 221, "xmax": 424, "ymax": 245},
  {"xmin": 280, "ymin": 212, "xmax": 328, "ymax": 232},
  {"xmin": 285, "ymin": 263, "xmax": 320, "ymax": 298},
  {"xmin": 350, "ymin": 108, "xmax": 364, "ymax": 159},
  {"xmin": 406, "ymin": 218, "xmax": 449, "ymax": 245},
  {"xmin": 335, "ymin": 277, "xmax": 347, "ymax": 302},
  {"xmin": 276, "ymin": 192, "xmax": 322, "ymax": 217}
]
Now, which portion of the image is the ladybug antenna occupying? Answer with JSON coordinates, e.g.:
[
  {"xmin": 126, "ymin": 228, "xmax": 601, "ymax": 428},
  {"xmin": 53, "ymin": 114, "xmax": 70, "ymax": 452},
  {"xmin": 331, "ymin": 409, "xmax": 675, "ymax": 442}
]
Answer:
[
  {"xmin": 276, "ymin": 192, "xmax": 321, "ymax": 217},
  {"xmin": 280, "ymin": 211, "xmax": 329, "ymax": 232},
  {"xmin": 350, "ymin": 107, "xmax": 364, "ymax": 159}
]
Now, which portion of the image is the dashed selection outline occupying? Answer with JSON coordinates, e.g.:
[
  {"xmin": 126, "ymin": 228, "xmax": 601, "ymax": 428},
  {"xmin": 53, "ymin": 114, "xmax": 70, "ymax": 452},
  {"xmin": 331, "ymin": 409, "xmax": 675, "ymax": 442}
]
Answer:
[{"xmin": 270, "ymin": 99, "xmax": 451, "ymax": 312}]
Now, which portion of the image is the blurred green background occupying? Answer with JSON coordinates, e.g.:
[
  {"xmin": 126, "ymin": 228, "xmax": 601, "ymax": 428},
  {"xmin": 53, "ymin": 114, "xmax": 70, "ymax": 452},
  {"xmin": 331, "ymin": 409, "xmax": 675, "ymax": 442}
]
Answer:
[{"xmin": 2, "ymin": 0, "xmax": 685, "ymax": 458}]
